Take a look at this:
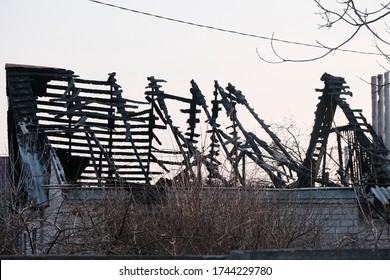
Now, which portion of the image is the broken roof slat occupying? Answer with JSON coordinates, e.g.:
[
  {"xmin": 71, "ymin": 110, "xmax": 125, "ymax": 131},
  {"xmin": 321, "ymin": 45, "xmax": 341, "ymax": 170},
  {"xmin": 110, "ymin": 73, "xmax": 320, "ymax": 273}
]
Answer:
[
  {"xmin": 145, "ymin": 91, "xmax": 193, "ymax": 104},
  {"xmin": 73, "ymin": 78, "xmax": 110, "ymax": 86},
  {"xmin": 47, "ymin": 139, "xmax": 152, "ymax": 152},
  {"xmin": 37, "ymin": 117, "xmax": 111, "ymax": 130},
  {"xmin": 44, "ymin": 129, "xmax": 155, "ymax": 137},
  {"xmin": 58, "ymin": 147, "xmax": 151, "ymax": 157},
  {"xmin": 37, "ymin": 100, "xmax": 116, "ymax": 113},
  {"xmin": 47, "ymin": 138, "xmax": 152, "ymax": 147},
  {"xmin": 46, "ymin": 84, "xmax": 112, "ymax": 95},
  {"xmin": 371, "ymin": 186, "xmax": 390, "ymax": 205},
  {"xmin": 39, "ymin": 108, "xmax": 144, "ymax": 122},
  {"xmin": 43, "ymin": 92, "xmax": 140, "ymax": 109}
]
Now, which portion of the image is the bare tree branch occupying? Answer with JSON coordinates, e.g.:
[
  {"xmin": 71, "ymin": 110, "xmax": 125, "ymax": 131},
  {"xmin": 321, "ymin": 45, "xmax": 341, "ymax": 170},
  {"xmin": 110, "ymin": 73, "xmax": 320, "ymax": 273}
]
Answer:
[
  {"xmin": 259, "ymin": 0, "xmax": 390, "ymax": 63},
  {"xmin": 257, "ymin": 26, "xmax": 361, "ymax": 63}
]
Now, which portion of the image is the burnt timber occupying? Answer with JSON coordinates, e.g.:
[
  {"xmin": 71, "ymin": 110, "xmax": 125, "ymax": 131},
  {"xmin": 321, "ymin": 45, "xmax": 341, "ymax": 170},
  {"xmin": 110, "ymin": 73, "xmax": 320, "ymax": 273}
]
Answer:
[
  {"xmin": 299, "ymin": 73, "xmax": 390, "ymax": 189},
  {"xmin": 6, "ymin": 64, "xmax": 164, "ymax": 205},
  {"xmin": 5, "ymin": 65, "xmax": 390, "ymax": 214}
]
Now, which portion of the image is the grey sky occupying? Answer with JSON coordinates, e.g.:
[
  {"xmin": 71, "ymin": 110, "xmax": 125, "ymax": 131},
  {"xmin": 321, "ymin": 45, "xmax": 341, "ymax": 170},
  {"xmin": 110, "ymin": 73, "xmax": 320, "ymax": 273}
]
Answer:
[{"xmin": 0, "ymin": 0, "xmax": 387, "ymax": 155}]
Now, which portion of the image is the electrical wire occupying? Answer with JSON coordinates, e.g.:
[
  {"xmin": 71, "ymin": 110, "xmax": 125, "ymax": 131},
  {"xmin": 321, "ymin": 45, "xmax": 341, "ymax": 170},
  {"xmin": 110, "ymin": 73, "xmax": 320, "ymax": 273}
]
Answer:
[{"xmin": 88, "ymin": 0, "xmax": 384, "ymax": 57}]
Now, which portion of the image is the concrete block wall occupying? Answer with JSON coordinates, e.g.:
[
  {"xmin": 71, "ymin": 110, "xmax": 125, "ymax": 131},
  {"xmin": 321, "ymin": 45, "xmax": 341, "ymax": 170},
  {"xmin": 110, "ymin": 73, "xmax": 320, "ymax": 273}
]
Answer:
[
  {"xmin": 253, "ymin": 188, "xmax": 390, "ymax": 248},
  {"xmin": 170, "ymin": 186, "xmax": 390, "ymax": 249}
]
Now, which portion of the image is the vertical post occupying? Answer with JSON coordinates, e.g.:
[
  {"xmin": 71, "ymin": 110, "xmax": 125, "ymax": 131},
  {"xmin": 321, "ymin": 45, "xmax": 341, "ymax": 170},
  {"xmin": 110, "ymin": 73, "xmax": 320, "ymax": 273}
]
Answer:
[
  {"xmin": 385, "ymin": 72, "xmax": 390, "ymax": 149},
  {"xmin": 336, "ymin": 133, "xmax": 344, "ymax": 183},
  {"xmin": 378, "ymin": 74, "xmax": 384, "ymax": 140},
  {"xmin": 242, "ymin": 151, "xmax": 246, "ymax": 186},
  {"xmin": 107, "ymin": 84, "xmax": 114, "ymax": 180},
  {"xmin": 343, "ymin": 146, "xmax": 350, "ymax": 185},
  {"xmin": 371, "ymin": 75, "xmax": 378, "ymax": 134}
]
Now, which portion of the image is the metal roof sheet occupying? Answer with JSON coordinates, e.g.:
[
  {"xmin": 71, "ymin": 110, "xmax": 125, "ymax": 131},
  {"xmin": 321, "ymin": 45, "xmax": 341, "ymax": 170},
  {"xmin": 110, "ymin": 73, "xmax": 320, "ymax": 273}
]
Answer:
[{"xmin": 371, "ymin": 186, "xmax": 390, "ymax": 205}]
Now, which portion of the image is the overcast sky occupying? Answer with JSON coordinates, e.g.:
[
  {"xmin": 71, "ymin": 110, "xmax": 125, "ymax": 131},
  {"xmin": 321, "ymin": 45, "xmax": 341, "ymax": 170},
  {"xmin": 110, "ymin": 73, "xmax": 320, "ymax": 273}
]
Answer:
[{"xmin": 0, "ymin": 0, "xmax": 388, "ymax": 155}]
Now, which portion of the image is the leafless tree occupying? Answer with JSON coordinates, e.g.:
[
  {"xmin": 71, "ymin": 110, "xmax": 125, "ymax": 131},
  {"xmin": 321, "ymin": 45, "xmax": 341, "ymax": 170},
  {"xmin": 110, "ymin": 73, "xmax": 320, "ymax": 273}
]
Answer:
[{"xmin": 257, "ymin": 0, "xmax": 390, "ymax": 63}]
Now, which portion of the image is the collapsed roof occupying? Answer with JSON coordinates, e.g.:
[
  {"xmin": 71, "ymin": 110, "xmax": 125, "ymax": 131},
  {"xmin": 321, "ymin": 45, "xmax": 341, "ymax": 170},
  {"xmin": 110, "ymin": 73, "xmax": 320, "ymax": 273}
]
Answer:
[{"xmin": 5, "ymin": 64, "xmax": 390, "ymax": 211}]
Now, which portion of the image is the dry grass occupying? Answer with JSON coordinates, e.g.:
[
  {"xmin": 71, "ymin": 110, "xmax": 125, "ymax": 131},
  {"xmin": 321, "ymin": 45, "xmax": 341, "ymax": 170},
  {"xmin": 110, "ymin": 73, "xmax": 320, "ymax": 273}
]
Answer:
[
  {"xmin": 17, "ymin": 181, "xmax": 323, "ymax": 256},
  {"xmin": 2, "ymin": 179, "xmax": 389, "ymax": 255}
]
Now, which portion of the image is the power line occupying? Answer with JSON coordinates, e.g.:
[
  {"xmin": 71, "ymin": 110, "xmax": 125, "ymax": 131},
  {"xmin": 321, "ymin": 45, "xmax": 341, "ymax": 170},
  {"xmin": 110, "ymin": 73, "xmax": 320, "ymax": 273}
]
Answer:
[{"xmin": 89, "ymin": 0, "xmax": 383, "ymax": 57}]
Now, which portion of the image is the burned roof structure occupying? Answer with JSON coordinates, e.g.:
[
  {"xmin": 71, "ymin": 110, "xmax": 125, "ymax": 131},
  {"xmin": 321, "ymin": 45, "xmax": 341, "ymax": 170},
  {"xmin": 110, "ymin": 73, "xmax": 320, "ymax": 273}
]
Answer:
[
  {"xmin": 299, "ymin": 73, "xmax": 390, "ymax": 189},
  {"xmin": 6, "ymin": 64, "xmax": 166, "ymax": 206},
  {"xmin": 6, "ymin": 64, "xmax": 390, "ymax": 216}
]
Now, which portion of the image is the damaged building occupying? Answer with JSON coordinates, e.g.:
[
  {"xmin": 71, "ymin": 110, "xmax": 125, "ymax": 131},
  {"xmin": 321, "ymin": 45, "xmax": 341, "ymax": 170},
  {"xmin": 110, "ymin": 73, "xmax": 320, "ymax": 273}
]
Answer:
[
  {"xmin": 2, "ymin": 64, "xmax": 390, "ymax": 254},
  {"xmin": 6, "ymin": 64, "xmax": 168, "ymax": 206}
]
